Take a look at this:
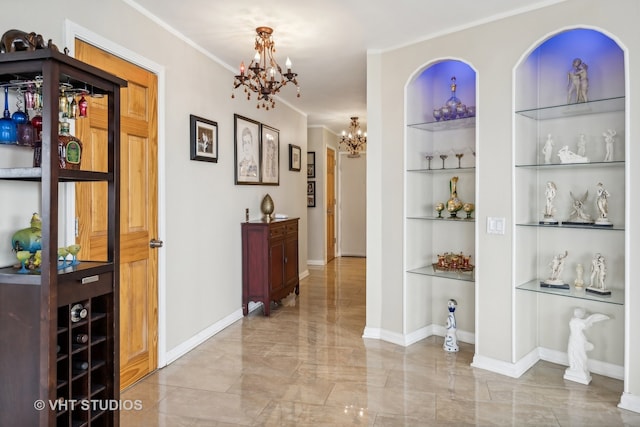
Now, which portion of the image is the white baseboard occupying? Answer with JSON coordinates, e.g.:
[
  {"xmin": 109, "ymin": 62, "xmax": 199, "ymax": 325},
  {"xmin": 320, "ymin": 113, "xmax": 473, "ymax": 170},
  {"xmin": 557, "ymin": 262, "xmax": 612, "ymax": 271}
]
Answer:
[
  {"xmin": 471, "ymin": 347, "xmax": 624, "ymax": 381},
  {"xmin": 307, "ymin": 259, "xmax": 325, "ymax": 266},
  {"xmin": 299, "ymin": 269, "xmax": 310, "ymax": 280},
  {"xmin": 619, "ymin": 392, "xmax": 640, "ymax": 414},
  {"xmin": 362, "ymin": 325, "xmax": 474, "ymax": 347},
  {"xmin": 164, "ymin": 303, "xmax": 260, "ymax": 365}
]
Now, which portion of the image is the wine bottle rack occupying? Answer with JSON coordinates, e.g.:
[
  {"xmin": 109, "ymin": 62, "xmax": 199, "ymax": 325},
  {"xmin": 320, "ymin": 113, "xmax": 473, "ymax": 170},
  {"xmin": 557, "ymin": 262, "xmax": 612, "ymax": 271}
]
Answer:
[{"xmin": 56, "ymin": 294, "xmax": 115, "ymax": 427}]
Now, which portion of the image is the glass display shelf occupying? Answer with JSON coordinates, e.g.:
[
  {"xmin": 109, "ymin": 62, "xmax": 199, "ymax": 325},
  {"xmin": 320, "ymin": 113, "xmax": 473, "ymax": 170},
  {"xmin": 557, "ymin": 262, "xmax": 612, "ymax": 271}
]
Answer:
[
  {"xmin": 515, "ymin": 160, "xmax": 624, "ymax": 169},
  {"xmin": 407, "ymin": 215, "xmax": 475, "ymax": 222},
  {"xmin": 516, "ymin": 279, "xmax": 623, "ymax": 305},
  {"xmin": 407, "ymin": 265, "xmax": 475, "ymax": 283},
  {"xmin": 516, "ymin": 222, "xmax": 624, "ymax": 231},
  {"xmin": 515, "ymin": 96, "xmax": 624, "ymax": 120},
  {"xmin": 407, "ymin": 116, "xmax": 475, "ymax": 132},
  {"xmin": 407, "ymin": 166, "xmax": 475, "ymax": 173}
]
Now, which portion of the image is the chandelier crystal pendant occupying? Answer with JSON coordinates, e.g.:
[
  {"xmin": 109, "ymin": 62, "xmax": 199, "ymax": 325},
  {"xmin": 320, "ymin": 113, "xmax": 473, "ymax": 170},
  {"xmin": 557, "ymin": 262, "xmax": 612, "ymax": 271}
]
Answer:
[
  {"xmin": 339, "ymin": 117, "xmax": 367, "ymax": 158},
  {"xmin": 232, "ymin": 26, "xmax": 300, "ymax": 110}
]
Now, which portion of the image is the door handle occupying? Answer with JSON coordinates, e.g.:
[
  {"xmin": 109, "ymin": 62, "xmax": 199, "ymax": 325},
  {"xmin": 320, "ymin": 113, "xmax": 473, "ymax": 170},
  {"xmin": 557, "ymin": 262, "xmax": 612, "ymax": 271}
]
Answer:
[{"xmin": 149, "ymin": 239, "xmax": 164, "ymax": 248}]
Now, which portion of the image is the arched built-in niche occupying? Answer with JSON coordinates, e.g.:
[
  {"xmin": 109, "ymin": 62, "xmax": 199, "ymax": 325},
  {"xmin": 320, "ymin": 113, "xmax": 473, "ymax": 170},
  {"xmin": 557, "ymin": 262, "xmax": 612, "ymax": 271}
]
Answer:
[
  {"xmin": 404, "ymin": 59, "xmax": 477, "ymax": 343},
  {"xmin": 513, "ymin": 28, "xmax": 626, "ymax": 381}
]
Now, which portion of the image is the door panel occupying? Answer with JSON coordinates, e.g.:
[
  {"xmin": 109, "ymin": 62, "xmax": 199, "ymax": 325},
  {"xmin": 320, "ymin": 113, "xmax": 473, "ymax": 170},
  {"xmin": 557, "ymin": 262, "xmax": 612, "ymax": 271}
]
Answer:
[
  {"xmin": 75, "ymin": 40, "xmax": 158, "ymax": 390},
  {"xmin": 326, "ymin": 149, "xmax": 336, "ymax": 262}
]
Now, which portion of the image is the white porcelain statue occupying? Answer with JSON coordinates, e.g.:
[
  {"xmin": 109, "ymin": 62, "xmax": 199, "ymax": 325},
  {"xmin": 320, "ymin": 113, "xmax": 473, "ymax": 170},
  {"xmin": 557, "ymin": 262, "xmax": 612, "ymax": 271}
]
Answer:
[
  {"xmin": 567, "ymin": 190, "xmax": 593, "ymax": 224},
  {"xmin": 564, "ymin": 307, "xmax": 609, "ymax": 385},
  {"xmin": 589, "ymin": 253, "xmax": 607, "ymax": 291},
  {"xmin": 567, "ymin": 58, "xmax": 588, "ymax": 104},
  {"xmin": 557, "ymin": 145, "xmax": 588, "ymax": 163},
  {"xmin": 542, "ymin": 134, "xmax": 554, "ymax": 164},
  {"xmin": 544, "ymin": 250, "xmax": 568, "ymax": 286},
  {"xmin": 542, "ymin": 181, "xmax": 558, "ymax": 224},
  {"xmin": 443, "ymin": 299, "xmax": 459, "ymax": 352},
  {"xmin": 595, "ymin": 182, "xmax": 611, "ymax": 225},
  {"xmin": 603, "ymin": 129, "xmax": 616, "ymax": 162}
]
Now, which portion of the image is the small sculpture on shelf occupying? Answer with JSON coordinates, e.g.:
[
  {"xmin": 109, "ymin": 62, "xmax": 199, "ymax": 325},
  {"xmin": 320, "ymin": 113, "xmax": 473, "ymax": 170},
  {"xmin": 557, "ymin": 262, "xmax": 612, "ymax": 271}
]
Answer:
[
  {"xmin": 564, "ymin": 307, "xmax": 609, "ymax": 385},
  {"xmin": 567, "ymin": 58, "xmax": 588, "ymax": 104},
  {"xmin": 433, "ymin": 252, "xmax": 474, "ymax": 275},
  {"xmin": 432, "ymin": 76, "xmax": 475, "ymax": 121},
  {"xmin": 565, "ymin": 190, "xmax": 593, "ymax": 225},
  {"xmin": 11, "ymin": 212, "xmax": 42, "ymax": 253},
  {"xmin": 260, "ymin": 193, "xmax": 275, "ymax": 221},
  {"xmin": 602, "ymin": 129, "xmax": 616, "ymax": 162},
  {"xmin": 542, "ymin": 134, "xmax": 554, "ymax": 164},
  {"xmin": 541, "ymin": 250, "xmax": 569, "ymax": 289},
  {"xmin": 574, "ymin": 263, "xmax": 585, "ymax": 289},
  {"xmin": 443, "ymin": 299, "xmax": 459, "ymax": 353},
  {"xmin": 557, "ymin": 145, "xmax": 588, "ymax": 163},
  {"xmin": 435, "ymin": 202, "xmax": 445, "ymax": 218},
  {"xmin": 586, "ymin": 253, "xmax": 610, "ymax": 296},
  {"xmin": 462, "ymin": 203, "xmax": 475, "ymax": 219},
  {"xmin": 594, "ymin": 182, "xmax": 612, "ymax": 227},
  {"xmin": 541, "ymin": 181, "xmax": 558, "ymax": 224},
  {"xmin": 576, "ymin": 133, "xmax": 587, "ymax": 157}
]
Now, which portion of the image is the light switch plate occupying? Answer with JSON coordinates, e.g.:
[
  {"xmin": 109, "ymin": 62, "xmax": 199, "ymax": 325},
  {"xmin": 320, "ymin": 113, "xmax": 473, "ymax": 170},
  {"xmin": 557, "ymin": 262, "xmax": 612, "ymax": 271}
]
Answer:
[{"xmin": 487, "ymin": 217, "xmax": 506, "ymax": 235}]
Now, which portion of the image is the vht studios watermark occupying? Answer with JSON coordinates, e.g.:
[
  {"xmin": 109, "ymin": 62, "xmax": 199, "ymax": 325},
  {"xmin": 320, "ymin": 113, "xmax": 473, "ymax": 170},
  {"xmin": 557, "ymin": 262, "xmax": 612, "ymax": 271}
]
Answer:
[{"xmin": 34, "ymin": 399, "xmax": 143, "ymax": 411}]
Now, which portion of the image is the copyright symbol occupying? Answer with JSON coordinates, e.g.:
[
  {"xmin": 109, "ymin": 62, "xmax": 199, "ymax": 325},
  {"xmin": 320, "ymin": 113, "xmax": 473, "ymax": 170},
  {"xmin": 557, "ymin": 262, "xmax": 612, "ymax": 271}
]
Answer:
[{"xmin": 34, "ymin": 400, "xmax": 46, "ymax": 411}]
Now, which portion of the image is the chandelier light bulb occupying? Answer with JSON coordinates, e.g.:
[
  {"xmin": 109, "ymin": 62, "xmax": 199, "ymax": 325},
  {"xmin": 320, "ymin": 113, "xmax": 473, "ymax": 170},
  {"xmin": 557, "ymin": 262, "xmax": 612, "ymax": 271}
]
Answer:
[
  {"xmin": 254, "ymin": 52, "xmax": 260, "ymax": 62},
  {"xmin": 239, "ymin": 61, "xmax": 245, "ymax": 75},
  {"xmin": 285, "ymin": 57, "xmax": 292, "ymax": 70}
]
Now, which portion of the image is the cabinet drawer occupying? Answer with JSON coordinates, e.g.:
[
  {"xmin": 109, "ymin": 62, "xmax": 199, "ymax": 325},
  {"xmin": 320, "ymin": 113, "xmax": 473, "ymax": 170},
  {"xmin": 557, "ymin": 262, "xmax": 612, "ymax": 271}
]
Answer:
[
  {"xmin": 269, "ymin": 225, "xmax": 286, "ymax": 238},
  {"xmin": 58, "ymin": 272, "xmax": 113, "ymax": 306},
  {"xmin": 285, "ymin": 222, "xmax": 298, "ymax": 234}
]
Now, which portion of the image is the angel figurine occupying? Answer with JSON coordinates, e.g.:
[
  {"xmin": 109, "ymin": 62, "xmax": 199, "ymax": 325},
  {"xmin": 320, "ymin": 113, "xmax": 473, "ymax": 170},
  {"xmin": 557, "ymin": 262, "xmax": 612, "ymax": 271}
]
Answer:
[
  {"xmin": 566, "ymin": 190, "xmax": 593, "ymax": 224},
  {"xmin": 564, "ymin": 307, "xmax": 609, "ymax": 385}
]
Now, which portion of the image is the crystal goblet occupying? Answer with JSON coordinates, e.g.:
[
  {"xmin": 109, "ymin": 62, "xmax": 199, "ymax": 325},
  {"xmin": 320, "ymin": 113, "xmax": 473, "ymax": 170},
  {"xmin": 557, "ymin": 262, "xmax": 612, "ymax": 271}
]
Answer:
[
  {"xmin": 440, "ymin": 154, "xmax": 448, "ymax": 169},
  {"xmin": 58, "ymin": 247, "xmax": 69, "ymax": 269}
]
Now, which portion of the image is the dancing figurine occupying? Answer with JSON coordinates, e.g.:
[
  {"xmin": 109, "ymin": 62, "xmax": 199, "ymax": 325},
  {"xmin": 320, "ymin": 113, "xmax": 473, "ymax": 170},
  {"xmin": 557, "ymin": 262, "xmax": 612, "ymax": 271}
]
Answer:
[
  {"xmin": 603, "ymin": 129, "xmax": 616, "ymax": 162},
  {"xmin": 586, "ymin": 253, "xmax": 610, "ymax": 295},
  {"xmin": 541, "ymin": 181, "xmax": 558, "ymax": 224},
  {"xmin": 542, "ymin": 250, "xmax": 569, "ymax": 289},
  {"xmin": 595, "ymin": 182, "xmax": 612, "ymax": 226},
  {"xmin": 443, "ymin": 299, "xmax": 459, "ymax": 352},
  {"xmin": 564, "ymin": 307, "xmax": 609, "ymax": 385}
]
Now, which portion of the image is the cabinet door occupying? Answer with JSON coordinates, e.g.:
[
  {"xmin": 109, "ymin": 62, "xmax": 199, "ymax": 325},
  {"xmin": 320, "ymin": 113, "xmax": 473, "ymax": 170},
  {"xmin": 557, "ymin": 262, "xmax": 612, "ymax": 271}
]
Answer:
[
  {"xmin": 284, "ymin": 233, "xmax": 299, "ymax": 288},
  {"xmin": 270, "ymin": 237, "xmax": 285, "ymax": 293}
]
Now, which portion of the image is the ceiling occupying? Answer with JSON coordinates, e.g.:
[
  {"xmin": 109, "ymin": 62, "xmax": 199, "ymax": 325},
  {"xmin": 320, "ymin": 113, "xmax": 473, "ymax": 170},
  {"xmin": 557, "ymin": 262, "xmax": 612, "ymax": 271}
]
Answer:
[{"xmin": 128, "ymin": 0, "xmax": 563, "ymax": 135}]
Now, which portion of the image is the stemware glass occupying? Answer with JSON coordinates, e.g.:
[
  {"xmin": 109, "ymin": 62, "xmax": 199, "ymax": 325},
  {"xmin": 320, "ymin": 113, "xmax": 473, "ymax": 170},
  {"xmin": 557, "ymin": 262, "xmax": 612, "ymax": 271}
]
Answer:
[
  {"xmin": 67, "ymin": 244, "xmax": 81, "ymax": 266},
  {"xmin": 57, "ymin": 247, "xmax": 69, "ymax": 269},
  {"xmin": 425, "ymin": 154, "xmax": 434, "ymax": 170},
  {"xmin": 16, "ymin": 251, "xmax": 31, "ymax": 274},
  {"xmin": 440, "ymin": 154, "xmax": 448, "ymax": 169},
  {"xmin": 456, "ymin": 153, "xmax": 464, "ymax": 168},
  {"xmin": 0, "ymin": 86, "xmax": 17, "ymax": 144}
]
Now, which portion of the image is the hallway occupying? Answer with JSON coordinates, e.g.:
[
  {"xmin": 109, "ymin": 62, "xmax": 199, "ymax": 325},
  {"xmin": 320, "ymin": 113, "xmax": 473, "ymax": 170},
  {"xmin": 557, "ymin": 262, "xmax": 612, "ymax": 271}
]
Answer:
[{"xmin": 120, "ymin": 257, "xmax": 639, "ymax": 425}]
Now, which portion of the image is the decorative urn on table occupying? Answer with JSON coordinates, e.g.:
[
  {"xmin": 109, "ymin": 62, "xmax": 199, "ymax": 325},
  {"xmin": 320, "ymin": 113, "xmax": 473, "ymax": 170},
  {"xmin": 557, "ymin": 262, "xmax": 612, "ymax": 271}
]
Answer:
[{"xmin": 261, "ymin": 193, "xmax": 274, "ymax": 221}]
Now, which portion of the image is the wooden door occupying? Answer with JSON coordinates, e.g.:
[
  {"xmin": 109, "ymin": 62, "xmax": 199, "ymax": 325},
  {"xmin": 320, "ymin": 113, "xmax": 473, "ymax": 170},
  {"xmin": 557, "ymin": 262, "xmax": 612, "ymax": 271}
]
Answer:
[
  {"xmin": 326, "ymin": 148, "xmax": 336, "ymax": 262},
  {"xmin": 74, "ymin": 40, "xmax": 158, "ymax": 390}
]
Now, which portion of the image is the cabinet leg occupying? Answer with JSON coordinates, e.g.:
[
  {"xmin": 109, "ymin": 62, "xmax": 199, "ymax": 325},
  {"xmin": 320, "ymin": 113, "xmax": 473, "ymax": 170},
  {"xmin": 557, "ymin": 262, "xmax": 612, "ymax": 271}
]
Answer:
[
  {"xmin": 242, "ymin": 303, "xmax": 248, "ymax": 316},
  {"xmin": 295, "ymin": 284, "xmax": 299, "ymax": 295},
  {"xmin": 263, "ymin": 300, "xmax": 270, "ymax": 316}
]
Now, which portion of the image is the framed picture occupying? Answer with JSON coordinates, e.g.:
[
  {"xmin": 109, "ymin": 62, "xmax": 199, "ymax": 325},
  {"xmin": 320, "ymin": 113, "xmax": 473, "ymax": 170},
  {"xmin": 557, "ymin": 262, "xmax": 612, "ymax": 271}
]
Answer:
[
  {"xmin": 289, "ymin": 144, "xmax": 301, "ymax": 171},
  {"xmin": 261, "ymin": 124, "xmax": 279, "ymax": 185},
  {"xmin": 307, "ymin": 181, "xmax": 316, "ymax": 207},
  {"xmin": 190, "ymin": 115, "xmax": 218, "ymax": 162},
  {"xmin": 307, "ymin": 151, "xmax": 316, "ymax": 178},
  {"xmin": 234, "ymin": 114, "xmax": 260, "ymax": 184}
]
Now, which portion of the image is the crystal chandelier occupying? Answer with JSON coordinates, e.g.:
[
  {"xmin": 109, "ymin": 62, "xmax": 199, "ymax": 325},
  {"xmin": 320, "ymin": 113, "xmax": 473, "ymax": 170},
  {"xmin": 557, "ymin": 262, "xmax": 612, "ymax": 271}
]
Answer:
[
  {"xmin": 339, "ymin": 117, "xmax": 367, "ymax": 158},
  {"xmin": 232, "ymin": 26, "xmax": 300, "ymax": 110}
]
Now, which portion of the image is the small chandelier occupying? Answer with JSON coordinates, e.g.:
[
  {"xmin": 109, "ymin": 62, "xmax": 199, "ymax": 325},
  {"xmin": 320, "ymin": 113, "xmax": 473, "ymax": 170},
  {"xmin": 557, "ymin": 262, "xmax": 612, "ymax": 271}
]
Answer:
[
  {"xmin": 339, "ymin": 117, "xmax": 367, "ymax": 158},
  {"xmin": 232, "ymin": 26, "xmax": 300, "ymax": 110}
]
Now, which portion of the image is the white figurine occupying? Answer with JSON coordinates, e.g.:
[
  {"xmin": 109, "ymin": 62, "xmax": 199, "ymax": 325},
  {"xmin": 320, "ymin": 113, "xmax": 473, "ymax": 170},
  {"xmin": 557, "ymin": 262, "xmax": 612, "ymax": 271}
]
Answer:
[
  {"xmin": 542, "ymin": 181, "xmax": 558, "ymax": 224},
  {"xmin": 564, "ymin": 307, "xmax": 609, "ymax": 385},
  {"xmin": 589, "ymin": 253, "xmax": 607, "ymax": 289},
  {"xmin": 557, "ymin": 145, "xmax": 588, "ymax": 163},
  {"xmin": 542, "ymin": 134, "xmax": 554, "ymax": 164},
  {"xmin": 567, "ymin": 190, "xmax": 593, "ymax": 224},
  {"xmin": 574, "ymin": 263, "xmax": 584, "ymax": 288},
  {"xmin": 603, "ymin": 129, "xmax": 616, "ymax": 162},
  {"xmin": 567, "ymin": 58, "xmax": 588, "ymax": 104},
  {"xmin": 544, "ymin": 250, "xmax": 568, "ymax": 286},
  {"xmin": 443, "ymin": 299, "xmax": 459, "ymax": 352},
  {"xmin": 577, "ymin": 133, "xmax": 587, "ymax": 157},
  {"xmin": 595, "ymin": 182, "xmax": 611, "ymax": 225}
]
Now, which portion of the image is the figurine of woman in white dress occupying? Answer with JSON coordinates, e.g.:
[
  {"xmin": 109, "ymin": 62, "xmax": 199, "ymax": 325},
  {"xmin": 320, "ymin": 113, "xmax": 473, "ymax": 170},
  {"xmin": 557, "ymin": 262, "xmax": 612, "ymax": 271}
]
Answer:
[
  {"xmin": 542, "ymin": 134, "xmax": 554, "ymax": 164},
  {"xmin": 543, "ymin": 181, "xmax": 557, "ymax": 222},
  {"xmin": 595, "ymin": 182, "xmax": 610, "ymax": 224},
  {"xmin": 564, "ymin": 307, "xmax": 609, "ymax": 385}
]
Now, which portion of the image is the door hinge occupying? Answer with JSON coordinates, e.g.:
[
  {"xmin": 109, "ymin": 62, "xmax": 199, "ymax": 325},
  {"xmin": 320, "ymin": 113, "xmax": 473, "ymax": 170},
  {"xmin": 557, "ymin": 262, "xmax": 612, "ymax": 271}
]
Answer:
[{"xmin": 75, "ymin": 217, "xmax": 79, "ymax": 237}]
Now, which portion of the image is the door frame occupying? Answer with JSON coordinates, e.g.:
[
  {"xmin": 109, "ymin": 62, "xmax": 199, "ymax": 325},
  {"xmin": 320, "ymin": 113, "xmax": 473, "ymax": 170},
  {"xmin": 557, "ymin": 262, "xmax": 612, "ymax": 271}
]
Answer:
[
  {"xmin": 326, "ymin": 146, "xmax": 337, "ymax": 261},
  {"xmin": 64, "ymin": 20, "xmax": 168, "ymax": 368}
]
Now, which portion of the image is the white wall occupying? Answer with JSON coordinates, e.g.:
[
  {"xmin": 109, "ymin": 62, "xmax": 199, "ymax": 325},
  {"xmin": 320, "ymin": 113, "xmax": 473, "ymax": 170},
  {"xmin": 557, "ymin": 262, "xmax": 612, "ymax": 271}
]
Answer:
[
  {"xmin": 367, "ymin": 0, "xmax": 640, "ymax": 410},
  {"xmin": 0, "ymin": 0, "xmax": 308, "ymax": 357},
  {"xmin": 339, "ymin": 152, "xmax": 366, "ymax": 257}
]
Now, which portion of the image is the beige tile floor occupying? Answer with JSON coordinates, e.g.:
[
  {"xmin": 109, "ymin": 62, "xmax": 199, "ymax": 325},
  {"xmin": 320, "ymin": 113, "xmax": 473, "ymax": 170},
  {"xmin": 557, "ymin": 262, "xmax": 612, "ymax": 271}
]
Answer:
[{"xmin": 120, "ymin": 257, "xmax": 640, "ymax": 426}]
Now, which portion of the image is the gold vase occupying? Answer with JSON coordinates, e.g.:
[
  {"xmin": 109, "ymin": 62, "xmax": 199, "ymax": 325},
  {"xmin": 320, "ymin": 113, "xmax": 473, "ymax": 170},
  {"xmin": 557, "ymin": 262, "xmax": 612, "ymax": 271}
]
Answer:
[
  {"xmin": 261, "ymin": 193, "xmax": 274, "ymax": 221},
  {"xmin": 446, "ymin": 176, "xmax": 463, "ymax": 218}
]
